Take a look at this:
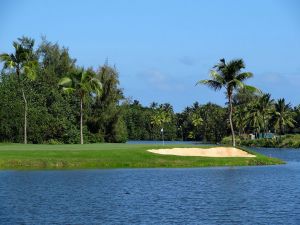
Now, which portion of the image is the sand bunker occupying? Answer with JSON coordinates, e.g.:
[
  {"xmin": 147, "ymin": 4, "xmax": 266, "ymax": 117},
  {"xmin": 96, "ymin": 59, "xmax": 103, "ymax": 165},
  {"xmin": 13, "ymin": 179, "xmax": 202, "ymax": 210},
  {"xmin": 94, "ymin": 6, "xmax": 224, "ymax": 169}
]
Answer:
[{"xmin": 147, "ymin": 147, "xmax": 256, "ymax": 157}]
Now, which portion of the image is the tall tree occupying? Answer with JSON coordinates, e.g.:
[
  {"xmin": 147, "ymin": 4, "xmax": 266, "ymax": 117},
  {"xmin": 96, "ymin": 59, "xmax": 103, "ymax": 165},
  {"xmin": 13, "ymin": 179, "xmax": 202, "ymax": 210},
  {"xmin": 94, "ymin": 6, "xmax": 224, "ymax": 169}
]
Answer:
[
  {"xmin": 0, "ymin": 37, "xmax": 37, "ymax": 144},
  {"xmin": 273, "ymin": 98, "xmax": 295, "ymax": 135},
  {"xmin": 257, "ymin": 93, "xmax": 274, "ymax": 135},
  {"xmin": 197, "ymin": 58, "xmax": 257, "ymax": 147},
  {"xmin": 59, "ymin": 68, "xmax": 102, "ymax": 144},
  {"xmin": 150, "ymin": 109, "xmax": 172, "ymax": 140},
  {"xmin": 88, "ymin": 65, "xmax": 126, "ymax": 143},
  {"xmin": 188, "ymin": 111, "xmax": 203, "ymax": 139},
  {"xmin": 246, "ymin": 101, "xmax": 263, "ymax": 136},
  {"xmin": 294, "ymin": 105, "xmax": 300, "ymax": 132},
  {"xmin": 34, "ymin": 38, "xmax": 78, "ymax": 143},
  {"xmin": 190, "ymin": 113, "xmax": 203, "ymax": 128},
  {"xmin": 150, "ymin": 110, "xmax": 171, "ymax": 130},
  {"xmin": 233, "ymin": 106, "xmax": 249, "ymax": 136},
  {"xmin": 233, "ymin": 86, "xmax": 259, "ymax": 106}
]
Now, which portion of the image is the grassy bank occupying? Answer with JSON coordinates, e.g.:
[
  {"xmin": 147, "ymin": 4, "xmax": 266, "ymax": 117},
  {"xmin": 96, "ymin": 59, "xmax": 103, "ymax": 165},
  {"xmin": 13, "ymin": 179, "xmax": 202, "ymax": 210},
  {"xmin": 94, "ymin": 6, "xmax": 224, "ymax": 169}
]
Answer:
[{"xmin": 0, "ymin": 143, "xmax": 284, "ymax": 169}]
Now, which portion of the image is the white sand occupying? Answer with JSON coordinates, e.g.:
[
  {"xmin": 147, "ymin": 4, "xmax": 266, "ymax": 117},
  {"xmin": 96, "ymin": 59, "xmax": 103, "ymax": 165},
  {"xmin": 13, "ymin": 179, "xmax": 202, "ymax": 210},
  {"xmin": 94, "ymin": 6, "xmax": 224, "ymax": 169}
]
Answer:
[{"xmin": 147, "ymin": 147, "xmax": 256, "ymax": 157}]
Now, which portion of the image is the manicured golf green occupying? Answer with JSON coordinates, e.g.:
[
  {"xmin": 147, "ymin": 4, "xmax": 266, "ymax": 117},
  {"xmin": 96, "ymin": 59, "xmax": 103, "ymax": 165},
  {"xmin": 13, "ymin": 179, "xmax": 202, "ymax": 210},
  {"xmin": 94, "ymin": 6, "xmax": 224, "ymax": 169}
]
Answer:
[{"xmin": 0, "ymin": 143, "xmax": 284, "ymax": 169}]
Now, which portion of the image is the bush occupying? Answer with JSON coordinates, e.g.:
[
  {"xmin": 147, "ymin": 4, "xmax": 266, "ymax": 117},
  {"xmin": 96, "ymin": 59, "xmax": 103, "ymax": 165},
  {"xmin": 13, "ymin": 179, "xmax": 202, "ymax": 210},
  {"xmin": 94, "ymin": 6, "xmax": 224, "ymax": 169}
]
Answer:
[
  {"xmin": 87, "ymin": 132, "xmax": 104, "ymax": 143},
  {"xmin": 45, "ymin": 139, "xmax": 63, "ymax": 145},
  {"xmin": 233, "ymin": 134, "xmax": 300, "ymax": 148},
  {"xmin": 221, "ymin": 136, "xmax": 241, "ymax": 146},
  {"xmin": 62, "ymin": 124, "xmax": 80, "ymax": 144}
]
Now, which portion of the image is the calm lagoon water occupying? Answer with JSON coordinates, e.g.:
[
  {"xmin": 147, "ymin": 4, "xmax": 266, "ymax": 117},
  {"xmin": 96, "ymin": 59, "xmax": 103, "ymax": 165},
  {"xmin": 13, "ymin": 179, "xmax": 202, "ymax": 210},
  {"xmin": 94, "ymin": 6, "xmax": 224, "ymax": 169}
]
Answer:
[{"xmin": 1, "ymin": 148, "xmax": 300, "ymax": 224}]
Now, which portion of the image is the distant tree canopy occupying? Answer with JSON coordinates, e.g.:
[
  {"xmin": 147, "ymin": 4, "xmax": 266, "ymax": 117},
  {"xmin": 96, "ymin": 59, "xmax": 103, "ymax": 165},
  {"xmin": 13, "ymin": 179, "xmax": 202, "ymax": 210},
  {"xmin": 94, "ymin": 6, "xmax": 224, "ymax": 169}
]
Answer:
[
  {"xmin": 0, "ymin": 37, "xmax": 299, "ymax": 144},
  {"xmin": 0, "ymin": 37, "xmax": 126, "ymax": 143}
]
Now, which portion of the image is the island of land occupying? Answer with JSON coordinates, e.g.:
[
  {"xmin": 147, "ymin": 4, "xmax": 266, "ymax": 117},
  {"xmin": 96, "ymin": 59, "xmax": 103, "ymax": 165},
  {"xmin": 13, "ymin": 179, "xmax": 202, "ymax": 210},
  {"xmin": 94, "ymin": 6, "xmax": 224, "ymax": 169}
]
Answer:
[{"xmin": 0, "ymin": 144, "xmax": 284, "ymax": 170}]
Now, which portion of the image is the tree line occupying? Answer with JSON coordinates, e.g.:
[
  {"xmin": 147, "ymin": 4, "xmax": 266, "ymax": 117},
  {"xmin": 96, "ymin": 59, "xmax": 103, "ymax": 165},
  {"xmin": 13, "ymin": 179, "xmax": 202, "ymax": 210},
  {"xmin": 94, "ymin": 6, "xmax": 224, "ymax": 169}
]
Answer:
[
  {"xmin": 0, "ymin": 37, "xmax": 126, "ymax": 144},
  {"xmin": 0, "ymin": 37, "xmax": 299, "ymax": 144}
]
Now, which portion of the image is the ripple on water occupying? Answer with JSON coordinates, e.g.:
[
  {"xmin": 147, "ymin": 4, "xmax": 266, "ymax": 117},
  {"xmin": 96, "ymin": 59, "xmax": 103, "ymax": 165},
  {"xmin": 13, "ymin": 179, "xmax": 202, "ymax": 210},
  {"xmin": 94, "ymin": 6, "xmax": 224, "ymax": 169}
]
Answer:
[{"xmin": 0, "ymin": 148, "xmax": 300, "ymax": 224}]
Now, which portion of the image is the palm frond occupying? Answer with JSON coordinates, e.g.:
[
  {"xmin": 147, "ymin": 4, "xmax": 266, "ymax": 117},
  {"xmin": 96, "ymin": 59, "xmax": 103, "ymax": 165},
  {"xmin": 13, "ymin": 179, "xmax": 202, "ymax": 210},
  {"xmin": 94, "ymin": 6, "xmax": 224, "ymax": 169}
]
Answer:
[
  {"xmin": 59, "ymin": 77, "xmax": 72, "ymax": 87},
  {"xmin": 197, "ymin": 79, "xmax": 223, "ymax": 91},
  {"xmin": 0, "ymin": 53, "xmax": 15, "ymax": 69},
  {"xmin": 12, "ymin": 41, "xmax": 20, "ymax": 51},
  {"xmin": 225, "ymin": 59, "xmax": 245, "ymax": 80},
  {"xmin": 214, "ymin": 58, "xmax": 226, "ymax": 70},
  {"xmin": 23, "ymin": 66, "xmax": 37, "ymax": 80},
  {"xmin": 0, "ymin": 53, "xmax": 11, "ymax": 61},
  {"xmin": 89, "ymin": 78, "xmax": 102, "ymax": 96},
  {"xmin": 243, "ymin": 85, "xmax": 261, "ymax": 94},
  {"xmin": 23, "ymin": 60, "xmax": 38, "ymax": 80},
  {"xmin": 228, "ymin": 59, "xmax": 245, "ymax": 71},
  {"xmin": 209, "ymin": 70, "xmax": 225, "ymax": 84},
  {"xmin": 62, "ymin": 87, "xmax": 75, "ymax": 94},
  {"xmin": 236, "ymin": 72, "xmax": 253, "ymax": 81},
  {"xmin": 81, "ymin": 70, "xmax": 89, "ymax": 82},
  {"xmin": 232, "ymin": 79, "xmax": 245, "ymax": 89}
]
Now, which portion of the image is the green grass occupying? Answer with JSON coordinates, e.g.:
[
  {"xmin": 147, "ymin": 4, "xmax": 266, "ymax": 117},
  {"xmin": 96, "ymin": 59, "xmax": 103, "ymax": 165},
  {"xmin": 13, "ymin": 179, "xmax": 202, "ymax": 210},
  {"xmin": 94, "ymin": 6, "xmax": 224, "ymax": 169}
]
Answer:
[{"xmin": 0, "ymin": 143, "xmax": 284, "ymax": 170}]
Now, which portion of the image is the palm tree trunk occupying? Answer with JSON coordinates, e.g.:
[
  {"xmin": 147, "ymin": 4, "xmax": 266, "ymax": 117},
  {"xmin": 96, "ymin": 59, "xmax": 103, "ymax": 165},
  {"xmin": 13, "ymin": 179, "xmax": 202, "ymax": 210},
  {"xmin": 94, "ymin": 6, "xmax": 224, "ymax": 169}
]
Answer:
[
  {"xmin": 280, "ymin": 122, "xmax": 284, "ymax": 135},
  {"xmin": 80, "ymin": 97, "xmax": 83, "ymax": 144},
  {"xmin": 22, "ymin": 88, "xmax": 28, "ymax": 144},
  {"xmin": 228, "ymin": 94, "xmax": 236, "ymax": 147},
  {"xmin": 262, "ymin": 115, "xmax": 265, "ymax": 138}
]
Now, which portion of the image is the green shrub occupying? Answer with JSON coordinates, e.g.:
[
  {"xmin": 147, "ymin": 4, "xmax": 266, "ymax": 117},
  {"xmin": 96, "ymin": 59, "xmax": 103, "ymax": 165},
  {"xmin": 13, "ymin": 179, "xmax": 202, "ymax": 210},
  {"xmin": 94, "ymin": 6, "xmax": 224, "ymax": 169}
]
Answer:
[
  {"xmin": 87, "ymin": 133, "xmax": 104, "ymax": 143},
  {"xmin": 46, "ymin": 139, "xmax": 63, "ymax": 145},
  {"xmin": 221, "ymin": 136, "xmax": 241, "ymax": 145},
  {"xmin": 235, "ymin": 134, "xmax": 300, "ymax": 148}
]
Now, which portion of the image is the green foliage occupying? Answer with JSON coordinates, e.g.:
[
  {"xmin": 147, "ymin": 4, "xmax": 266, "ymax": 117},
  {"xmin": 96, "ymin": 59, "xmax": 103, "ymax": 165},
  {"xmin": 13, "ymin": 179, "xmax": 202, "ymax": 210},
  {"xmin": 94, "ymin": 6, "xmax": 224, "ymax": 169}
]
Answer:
[
  {"xmin": 221, "ymin": 136, "xmax": 242, "ymax": 146},
  {"xmin": 240, "ymin": 134, "xmax": 300, "ymax": 148},
  {"xmin": 0, "ymin": 75, "xmax": 23, "ymax": 142},
  {"xmin": 273, "ymin": 98, "xmax": 295, "ymax": 134},
  {"xmin": 0, "ymin": 36, "xmax": 38, "ymax": 144},
  {"xmin": 59, "ymin": 67, "xmax": 102, "ymax": 144},
  {"xmin": 1, "ymin": 37, "xmax": 299, "ymax": 145},
  {"xmin": 233, "ymin": 92, "xmax": 297, "ymax": 136},
  {"xmin": 113, "ymin": 118, "xmax": 128, "ymax": 143},
  {"xmin": 293, "ymin": 105, "xmax": 300, "ymax": 133},
  {"xmin": 177, "ymin": 102, "xmax": 227, "ymax": 143},
  {"xmin": 122, "ymin": 101, "xmax": 178, "ymax": 141},
  {"xmin": 197, "ymin": 58, "xmax": 258, "ymax": 147},
  {"xmin": 87, "ymin": 65, "xmax": 127, "ymax": 143},
  {"xmin": 0, "ymin": 37, "xmax": 124, "ymax": 144},
  {"xmin": 45, "ymin": 139, "xmax": 64, "ymax": 145}
]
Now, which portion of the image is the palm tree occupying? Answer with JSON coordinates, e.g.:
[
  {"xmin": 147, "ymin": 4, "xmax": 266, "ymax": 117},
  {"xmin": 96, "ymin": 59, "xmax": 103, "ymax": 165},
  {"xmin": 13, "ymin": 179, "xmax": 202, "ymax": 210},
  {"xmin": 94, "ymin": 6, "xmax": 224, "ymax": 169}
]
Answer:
[
  {"xmin": 149, "ymin": 102, "xmax": 158, "ymax": 109},
  {"xmin": 189, "ymin": 112, "xmax": 203, "ymax": 141},
  {"xmin": 257, "ymin": 93, "xmax": 274, "ymax": 136},
  {"xmin": 197, "ymin": 58, "xmax": 257, "ymax": 147},
  {"xmin": 0, "ymin": 37, "xmax": 37, "ymax": 144},
  {"xmin": 150, "ymin": 110, "xmax": 171, "ymax": 128},
  {"xmin": 59, "ymin": 68, "xmax": 102, "ymax": 144},
  {"xmin": 245, "ymin": 94, "xmax": 274, "ymax": 138},
  {"xmin": 234, "ymin": 106, "xmax": 249, "ymax": 136},
  {"xmin": 190, "ymin": 113, "xmax": 203, "ymax": 128},
  {"xmin": 150, "ymin": 110, "xmax": 171, "ymax": 142},
  {"xmin": 246, "ymin": 100, "xmax": 263, "ymax": 137},
  {"xmin": 273, "ymin": 98, "xmax": 295, "ymax": 135}
]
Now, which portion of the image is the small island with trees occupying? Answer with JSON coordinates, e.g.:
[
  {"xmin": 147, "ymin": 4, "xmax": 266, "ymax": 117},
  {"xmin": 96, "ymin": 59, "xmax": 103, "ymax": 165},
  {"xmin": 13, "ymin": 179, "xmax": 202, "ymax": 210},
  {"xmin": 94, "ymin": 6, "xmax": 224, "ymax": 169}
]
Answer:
[{"xmin": 1, "ymin": 36, "xmax": 299, "ymax": 169}]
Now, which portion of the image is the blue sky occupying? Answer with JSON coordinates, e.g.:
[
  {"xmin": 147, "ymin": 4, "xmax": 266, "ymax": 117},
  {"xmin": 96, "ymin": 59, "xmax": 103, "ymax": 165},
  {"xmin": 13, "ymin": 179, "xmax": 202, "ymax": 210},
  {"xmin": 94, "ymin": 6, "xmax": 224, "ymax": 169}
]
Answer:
[{"xmin": 1, "ymin": 0, "xmax": 300, "ymax": 111}]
